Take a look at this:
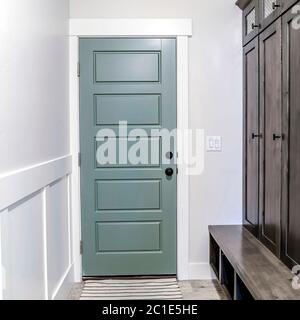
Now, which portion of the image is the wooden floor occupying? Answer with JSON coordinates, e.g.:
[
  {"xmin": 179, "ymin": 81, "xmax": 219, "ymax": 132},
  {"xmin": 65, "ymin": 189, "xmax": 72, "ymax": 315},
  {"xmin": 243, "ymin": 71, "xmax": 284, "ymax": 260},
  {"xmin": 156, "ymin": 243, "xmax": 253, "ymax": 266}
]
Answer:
[
  {"xmin": 179, "ymin": 280, "xmax": 227, "ymax": 300},
  {"xmin": 68, "ymin": 280, "xmax": 227, "ymax": 300}
]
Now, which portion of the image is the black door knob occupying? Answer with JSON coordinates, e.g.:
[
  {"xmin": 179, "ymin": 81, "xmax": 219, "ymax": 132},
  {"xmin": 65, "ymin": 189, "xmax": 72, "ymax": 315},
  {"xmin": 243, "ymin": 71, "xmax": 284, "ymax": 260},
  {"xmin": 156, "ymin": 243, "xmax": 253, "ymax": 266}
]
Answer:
[{"xmin": 165, "ymin": 168, "xmax": 174, "ymax": 177}]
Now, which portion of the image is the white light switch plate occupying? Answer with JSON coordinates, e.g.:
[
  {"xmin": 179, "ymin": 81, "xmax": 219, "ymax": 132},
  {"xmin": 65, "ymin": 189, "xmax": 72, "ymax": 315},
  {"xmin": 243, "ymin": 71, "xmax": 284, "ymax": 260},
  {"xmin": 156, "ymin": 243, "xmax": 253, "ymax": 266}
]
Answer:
[{"xmin": 206, "ymin": 136, "xmax": 222, "ymax": 152}]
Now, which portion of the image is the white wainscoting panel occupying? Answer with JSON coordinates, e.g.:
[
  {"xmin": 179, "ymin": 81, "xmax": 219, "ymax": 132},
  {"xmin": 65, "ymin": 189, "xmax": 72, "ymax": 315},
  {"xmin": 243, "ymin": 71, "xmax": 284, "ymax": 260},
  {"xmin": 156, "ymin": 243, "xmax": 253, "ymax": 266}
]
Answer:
[
  {"xmin": 1, "ymin": 192, "xmax": 46, "ymax": 299},
  {"xmin": 0, "ymin": 156, "xmax": 74, "ymax": 300},
  {"xmin": 46, "ymin": 177, "xmax": 71, "ymax": 299}
]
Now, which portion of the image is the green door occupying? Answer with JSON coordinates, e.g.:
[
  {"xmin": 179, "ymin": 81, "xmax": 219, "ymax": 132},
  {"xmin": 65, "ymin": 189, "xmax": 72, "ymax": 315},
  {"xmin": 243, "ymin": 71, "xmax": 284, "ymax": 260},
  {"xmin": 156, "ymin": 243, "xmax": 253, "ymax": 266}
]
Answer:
[{"xmin": 79, "ymin": 38, "xmax": 177, "ymax": 276}]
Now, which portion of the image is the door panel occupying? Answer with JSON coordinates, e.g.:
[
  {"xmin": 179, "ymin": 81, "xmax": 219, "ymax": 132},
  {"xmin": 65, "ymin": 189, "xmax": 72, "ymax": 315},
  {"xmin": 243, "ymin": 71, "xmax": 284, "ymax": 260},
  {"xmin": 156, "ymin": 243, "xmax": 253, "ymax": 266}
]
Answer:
[
  {"xmin": 282, "ymin": 6, "xmax": 300, "ymax": 268},
  {"xmin": 94, "ymin": 52, "xmax": 160, "ymax": 83},
  {"xmin": 96, "ymin": 180, "xmax": 161, "ymax": 211},
  {"xmin": 243, "ymin": 38, "xmax": 260, "ymax": 236},
  {"xmin": 94, "ymin": 94, "xmax": 161, "ymax": 126},
  {"xmin": 259, "ymin": 19, "xmax": 282, "ymax": 255},
  {"xmin": 96, "ymin": 222, "xmax": 161, "ymax": 252},
  {"xmin": 80, "ymin": 38, "xmax": 177, "ymax": 276},
  {"xmin": 95, "ymin": 137, "xmax": 161, "ymax": 168}
]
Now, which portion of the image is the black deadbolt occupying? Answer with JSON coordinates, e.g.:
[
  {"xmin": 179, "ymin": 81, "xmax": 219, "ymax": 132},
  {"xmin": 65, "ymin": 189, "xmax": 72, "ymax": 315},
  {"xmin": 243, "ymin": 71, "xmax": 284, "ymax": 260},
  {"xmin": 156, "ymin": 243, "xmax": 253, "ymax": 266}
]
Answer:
[
  {"xmin": 166, "ymin": 152, "xmax": 174, "ymax": 160},
  {"xmin": 165, "ymin": 168, "xmax": 174, "ymax": 177}
]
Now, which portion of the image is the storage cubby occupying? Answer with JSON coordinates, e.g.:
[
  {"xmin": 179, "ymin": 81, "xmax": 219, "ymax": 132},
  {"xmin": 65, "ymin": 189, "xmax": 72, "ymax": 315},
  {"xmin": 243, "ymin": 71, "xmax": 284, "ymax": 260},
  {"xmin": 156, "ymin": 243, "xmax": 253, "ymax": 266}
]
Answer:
[
  {"xmin": 220, "ymin": 252, "xmax": 235, "ymax": 299},
  {"xmin": 209, "ymin": 235, "xmax": 220, "ymax": 279},
  {"xmin": 234, "ymin": 274, "xmax": 254, "ymax": 300},
  {"xmin": 209, "ymin": 225, "xmax": 300, "ymax": 300}
]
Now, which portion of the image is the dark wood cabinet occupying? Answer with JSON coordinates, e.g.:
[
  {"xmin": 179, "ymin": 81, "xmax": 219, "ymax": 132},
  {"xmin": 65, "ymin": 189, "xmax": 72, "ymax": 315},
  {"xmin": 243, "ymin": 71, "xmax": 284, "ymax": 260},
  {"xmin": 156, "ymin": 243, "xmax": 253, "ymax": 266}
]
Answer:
[
  {"xmin": 281, "ymin": 0, "xmax": 300, "ymax": 11},
  {"xmin": 259, "ymin": 19, "xmax": 282, "ymax": 256},
  {"xmin": 243, "ymin": 38, "xmax": 260, "ymax": 236},
  {"xmin": 240, "ymin": 0, "xmax": 299, "ymax": 45},
  {"xmin": 243, "ymin": 0, "xmax": 260, "ymax": 45},
  {"xmin": 237, "ymin": 0, "xmax": 300, "ymax": 268},
  {"xmin": 281, "ymin": 7, "xmax": 300, "ymax": 268},
  {"xmin": 260, "ymin": 0, "xmax": 283, "ymax": 31}
]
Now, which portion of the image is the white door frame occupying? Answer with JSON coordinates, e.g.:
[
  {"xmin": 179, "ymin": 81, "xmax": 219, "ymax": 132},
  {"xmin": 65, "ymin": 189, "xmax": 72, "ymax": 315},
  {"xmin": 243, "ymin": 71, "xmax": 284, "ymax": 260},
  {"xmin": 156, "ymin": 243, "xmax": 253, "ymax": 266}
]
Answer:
[{"xmin": 69, "ymin": 19, "xmax": 192, "ymax": 281}]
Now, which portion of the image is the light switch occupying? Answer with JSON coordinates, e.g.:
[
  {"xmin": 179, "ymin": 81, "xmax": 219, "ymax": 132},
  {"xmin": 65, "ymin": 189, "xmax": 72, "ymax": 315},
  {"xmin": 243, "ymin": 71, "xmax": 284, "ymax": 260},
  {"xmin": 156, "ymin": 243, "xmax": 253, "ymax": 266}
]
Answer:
[{"xmin": 206, "ymin": 136, "xmax": 222, "ymax": 152}]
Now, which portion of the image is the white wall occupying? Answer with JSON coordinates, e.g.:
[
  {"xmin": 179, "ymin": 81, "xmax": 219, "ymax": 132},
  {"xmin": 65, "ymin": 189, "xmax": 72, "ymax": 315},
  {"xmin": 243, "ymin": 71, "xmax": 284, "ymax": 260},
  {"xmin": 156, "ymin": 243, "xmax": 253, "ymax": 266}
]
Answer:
[
  {"xmin": 0, "ymin": 0, "xmax": 70, "ymax": 174},
  {"xmin": 0, "ymin": 0, "xmax": 72, "ymax": 299},
  {"xmin": 70, "ymin": 0, "xmax": 243, "ymax": 279}
]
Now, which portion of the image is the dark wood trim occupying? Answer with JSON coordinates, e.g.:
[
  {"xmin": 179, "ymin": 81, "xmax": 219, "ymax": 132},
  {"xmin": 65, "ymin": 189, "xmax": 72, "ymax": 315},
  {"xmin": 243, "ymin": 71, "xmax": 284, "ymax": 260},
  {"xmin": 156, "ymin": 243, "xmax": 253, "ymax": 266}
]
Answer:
[
  {"xmin": 258, "ymin": 19, "xmax": 282, "ymax": 257},
  {"xmin": 236, "ymin": 0, "xmax": 252, "ymax": 10},
  {"xmin": 281, "ymin": 7, "xmax": 292, "ymax": 269},
  {"xmin": 281, "ymin": 5, "xmax": 300, "ymax": 269},
  {"xmin": 243, "ymin": 38, "xmax": 259, "ymax": 237}
]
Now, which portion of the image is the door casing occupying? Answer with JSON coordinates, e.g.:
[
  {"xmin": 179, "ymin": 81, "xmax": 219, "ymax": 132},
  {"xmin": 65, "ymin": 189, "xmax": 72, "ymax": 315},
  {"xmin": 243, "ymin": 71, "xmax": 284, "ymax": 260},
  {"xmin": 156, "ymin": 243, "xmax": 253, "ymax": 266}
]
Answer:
[{"xmin": 69, "ymin": 19, "xmax": 192, "ymax": 281}]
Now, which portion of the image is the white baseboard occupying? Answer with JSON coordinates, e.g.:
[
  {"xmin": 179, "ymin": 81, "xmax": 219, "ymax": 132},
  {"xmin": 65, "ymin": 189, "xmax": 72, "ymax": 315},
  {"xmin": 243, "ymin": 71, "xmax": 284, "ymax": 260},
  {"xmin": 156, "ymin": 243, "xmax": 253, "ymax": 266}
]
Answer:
[
  {"xmin": 52, "ymin": 263, "xmax": 75, "ymax": 300},
  {"xmin": 188, "ymin": 263, "xmax": 216, "ymax": 280}
]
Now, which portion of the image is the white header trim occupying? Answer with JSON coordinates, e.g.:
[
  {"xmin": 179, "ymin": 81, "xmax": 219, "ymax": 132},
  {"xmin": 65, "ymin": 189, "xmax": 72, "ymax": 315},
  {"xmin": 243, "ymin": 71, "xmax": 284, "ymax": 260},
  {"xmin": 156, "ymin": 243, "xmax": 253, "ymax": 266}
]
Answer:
[{"xmin": 69, "ymin": 19, "xmax": 192, "ymax": 37}]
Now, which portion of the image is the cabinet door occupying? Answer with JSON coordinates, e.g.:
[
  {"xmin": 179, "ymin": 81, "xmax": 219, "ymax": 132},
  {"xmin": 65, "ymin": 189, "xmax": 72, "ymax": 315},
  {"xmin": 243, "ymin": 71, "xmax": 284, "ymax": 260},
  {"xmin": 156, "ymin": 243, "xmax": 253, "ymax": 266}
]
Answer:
[
  {"xmin": 259, "ymin": 19, "xmax": 282, "ymax": 256},
  {"xmin": 260, "ymin": 0, "xmax": 283, "ymax": 31},
  {"xmin": 281, "ymin": 0, "xmax": 300, "ymax": 12},
  {"xmin": 243, "ymin": 0, "xmax": 260, "ymax": 46},
  {"xmin": 281, "ymin": 5, "xmax": 300, "ymax": 268},
  {"xmin": 243, "ymin": 38, "xmax": 260, "ymax": 236}
]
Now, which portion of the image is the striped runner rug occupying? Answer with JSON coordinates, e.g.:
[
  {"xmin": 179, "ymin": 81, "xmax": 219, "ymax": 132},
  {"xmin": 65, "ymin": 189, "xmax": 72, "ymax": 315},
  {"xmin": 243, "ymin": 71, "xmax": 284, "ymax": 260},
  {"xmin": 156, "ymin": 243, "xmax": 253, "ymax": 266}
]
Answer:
[{"xmin": 80, "ymin": 278, "xmax": 183, "ymax": 300}]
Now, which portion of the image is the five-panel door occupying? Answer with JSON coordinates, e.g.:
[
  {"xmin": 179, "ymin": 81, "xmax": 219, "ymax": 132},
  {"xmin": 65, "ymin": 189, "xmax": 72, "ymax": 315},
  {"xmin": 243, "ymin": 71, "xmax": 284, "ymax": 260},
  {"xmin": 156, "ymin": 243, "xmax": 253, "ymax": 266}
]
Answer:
[{"xmin": 79, "ymin": 38, "xmax": 177, "ymax": 276}]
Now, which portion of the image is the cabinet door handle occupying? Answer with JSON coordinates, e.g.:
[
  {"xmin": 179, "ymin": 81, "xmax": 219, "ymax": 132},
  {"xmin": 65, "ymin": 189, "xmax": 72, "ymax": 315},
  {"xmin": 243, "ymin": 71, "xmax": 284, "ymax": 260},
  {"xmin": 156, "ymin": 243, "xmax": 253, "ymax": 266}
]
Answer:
[
  {"xmin": 252, "ymin": 23, "xmax": 261, "ymax": 30},
  {"xmin": 252, "ymin": 133, "xmax": 262, "ymax": 139},
  {"xmin": 272, "ymin": 2, "xmax": 281, "ymax": 10},
  {"xmin": 273, "ymin": 133, "xmax": 283, "ymax": 141}
]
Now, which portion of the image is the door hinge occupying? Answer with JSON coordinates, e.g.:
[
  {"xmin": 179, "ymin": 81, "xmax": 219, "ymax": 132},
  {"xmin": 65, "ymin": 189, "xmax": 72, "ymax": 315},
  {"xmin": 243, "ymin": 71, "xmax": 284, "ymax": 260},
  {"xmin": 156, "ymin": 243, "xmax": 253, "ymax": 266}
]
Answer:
[
  {"xmin": 80, "ymin": 240, "xmax": 83, "ymax": 255},
  {"xmin": 176, "ymin": 168, "xmax": 179, "ymax": 175},
  {"xmin": 78, "ymin": 152, "xmax": 81, "ymax": 167},
  {"xmin": 77, "ymin": 62, "xmax": 80, "ymax": 77}
]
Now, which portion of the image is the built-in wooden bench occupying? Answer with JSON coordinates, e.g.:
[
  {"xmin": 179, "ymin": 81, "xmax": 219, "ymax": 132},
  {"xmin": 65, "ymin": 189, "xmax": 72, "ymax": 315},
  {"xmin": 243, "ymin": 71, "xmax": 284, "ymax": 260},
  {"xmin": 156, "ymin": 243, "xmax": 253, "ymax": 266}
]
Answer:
[{"xmin": 209, "ymin": 225, "xmax": 300, "ymax": 300}]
